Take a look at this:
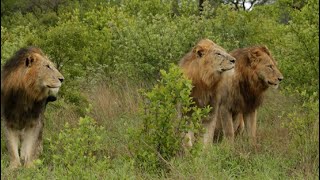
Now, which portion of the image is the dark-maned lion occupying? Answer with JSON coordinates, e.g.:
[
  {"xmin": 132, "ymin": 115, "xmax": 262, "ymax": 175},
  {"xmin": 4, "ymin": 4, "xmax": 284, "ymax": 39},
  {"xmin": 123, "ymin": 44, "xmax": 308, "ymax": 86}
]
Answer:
[
  {"xmin": 179, "ymin": 39, "xmax": 236, "ymax": 146},
  {"xmin": 1, "ymin": 47, "xmax": 64, "ymax": 168},
  {"xmin": 216, "ymin": 45, "xmax": 283, "ymax": 146}
]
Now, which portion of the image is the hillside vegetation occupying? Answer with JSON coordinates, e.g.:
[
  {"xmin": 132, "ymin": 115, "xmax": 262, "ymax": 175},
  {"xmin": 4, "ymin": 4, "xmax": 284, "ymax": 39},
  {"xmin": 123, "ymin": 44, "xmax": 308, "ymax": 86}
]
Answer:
[{"xmin": 1, "ymin": 0, "xmax": 319, "ymax": 179}]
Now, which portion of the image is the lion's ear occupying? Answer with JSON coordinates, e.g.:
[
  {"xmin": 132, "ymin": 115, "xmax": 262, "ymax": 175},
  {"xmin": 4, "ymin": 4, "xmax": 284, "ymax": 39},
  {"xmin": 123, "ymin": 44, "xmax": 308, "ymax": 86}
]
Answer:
[
  {"xmin": 249, "ymin": 46, "xmax": 271, "ymax": 60},
  {"xmin": 248, "ymin": 49, "xmax": 262, "ymax": 67},
  {"xmin": 193, "ymin": 45, "xmax": 206, "ymax": 58},
  {"xmin": 260, "ymin": 45, "xmax": 271, "ymax": 55},
  {"xmin": 249, "ymin": 49, "xmax": 262, "ymax": 59},
  {"xmin": 25, "ymin": 56, "xmax": 34, "ymax": 67}
]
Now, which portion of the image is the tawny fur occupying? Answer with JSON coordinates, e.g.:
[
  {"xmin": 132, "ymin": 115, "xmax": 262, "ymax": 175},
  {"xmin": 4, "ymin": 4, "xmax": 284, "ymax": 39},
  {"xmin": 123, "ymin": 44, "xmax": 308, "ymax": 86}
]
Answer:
[
  {"xmin": 1, "ymin": 47, "xmax": 64, "ymax": 169},
  {"xmin": 215, "ymin": 45, "xmax": 283, "ymax": 146},
  {"xmin": 179, "ymin": 39, "xmax": 236, "ymax": 146}
]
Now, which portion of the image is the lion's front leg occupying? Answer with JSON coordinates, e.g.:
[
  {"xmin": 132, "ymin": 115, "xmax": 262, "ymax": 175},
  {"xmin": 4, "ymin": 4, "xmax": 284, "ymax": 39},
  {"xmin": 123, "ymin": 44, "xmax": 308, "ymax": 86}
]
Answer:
[
  {"xmin": 202, "ymin": 108, "xmax": 218, "ymax": 147},
  {"xmin": 4, "ymin": 123, "xmax": 21, "ymax": 169},
  {"xmin": 35, "ymin": 120, "xmax": 44, "ymax": 158},
  {"xmin": 20, "ymin": 119, "xmax": 43, "ymax": 168},
  {"xmin": 244, "ymin": 110, "xmax": 257, "ymax": 147},
  {"xmin": 202, "ymin": 118, "xmax": 215, "ymax": 146},
  {"xmin": 219, "ymin": 105, "xmax": 235, "ymax": 143}
]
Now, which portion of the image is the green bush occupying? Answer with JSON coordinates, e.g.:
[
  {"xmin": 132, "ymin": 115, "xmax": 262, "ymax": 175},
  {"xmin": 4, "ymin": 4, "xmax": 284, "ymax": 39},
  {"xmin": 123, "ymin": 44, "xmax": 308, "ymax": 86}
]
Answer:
[
  {"xmin": 284, "ymin": 92, "xmax": 319, "ymax": 173},
  {"xmin": 121, "ymin": 0, "xmax": 172, "ymax": 17},
  {"xmin": 276, "ymin": 0, "xmax": 319, "ymax": 95},
  {"xmin": 44, "ymin": 108, "xmax": 110, "ymax": 178},
  {"xmin": 1, "ymin": 24, "xmax": 37, "ymax": 66},
  {"xmin": 130, "ymin": 64, "xmax": 210, "ymax": 174}
]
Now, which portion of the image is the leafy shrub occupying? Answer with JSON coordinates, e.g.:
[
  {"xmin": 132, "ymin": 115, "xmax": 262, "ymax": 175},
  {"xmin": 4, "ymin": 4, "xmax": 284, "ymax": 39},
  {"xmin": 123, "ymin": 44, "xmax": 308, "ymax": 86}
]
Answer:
[
  {"xmin": 130, "ymin": 64, "xmax": 210, "ymax": 174},
  {"xmin": 121, "ymin": 0, "xmax": 172, "ymax": 17},
  {"xmin": 284, "ymin": 91, "xmax": 319, "ymax": 173},
  {"xmin": 1, "ymin": 24, "xmax": 37, "ymax": 66},
  {"xmin": 280, "ymin": 0, "xmax": 319, "ymax": 95},
  {"xmin": 44, "ymin": 107, "xmax": 110, "ymax": 178}
]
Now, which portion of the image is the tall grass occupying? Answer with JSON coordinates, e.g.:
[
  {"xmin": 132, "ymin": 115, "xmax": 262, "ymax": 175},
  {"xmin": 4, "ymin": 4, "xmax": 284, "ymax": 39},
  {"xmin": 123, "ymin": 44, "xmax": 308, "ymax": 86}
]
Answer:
[{"xmin": 87, "ymin": 81, "xmax": 143, "ymax": 122}]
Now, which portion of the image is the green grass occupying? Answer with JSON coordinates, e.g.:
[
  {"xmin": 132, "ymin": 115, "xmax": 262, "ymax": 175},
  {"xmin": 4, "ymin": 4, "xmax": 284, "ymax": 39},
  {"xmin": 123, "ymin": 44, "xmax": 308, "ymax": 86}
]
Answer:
[{"xmin": 1, "ymin": 85, "xmax": 319, "ymax": 179}]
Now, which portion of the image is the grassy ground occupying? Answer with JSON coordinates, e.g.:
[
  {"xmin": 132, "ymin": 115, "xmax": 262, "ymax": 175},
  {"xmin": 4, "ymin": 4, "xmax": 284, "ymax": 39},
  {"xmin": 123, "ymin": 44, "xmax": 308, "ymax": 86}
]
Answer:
[{"xmin": 1, "ymin": 84, "xmax": 319, "ymax": 179}]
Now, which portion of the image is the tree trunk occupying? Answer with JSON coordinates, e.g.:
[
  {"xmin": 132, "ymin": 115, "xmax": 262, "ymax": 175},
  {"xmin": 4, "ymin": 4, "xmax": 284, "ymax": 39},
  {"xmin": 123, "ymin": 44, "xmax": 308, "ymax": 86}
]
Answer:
[{"xmin": 199, "ymin": 0, "xmax": 204, "ymax": 13}]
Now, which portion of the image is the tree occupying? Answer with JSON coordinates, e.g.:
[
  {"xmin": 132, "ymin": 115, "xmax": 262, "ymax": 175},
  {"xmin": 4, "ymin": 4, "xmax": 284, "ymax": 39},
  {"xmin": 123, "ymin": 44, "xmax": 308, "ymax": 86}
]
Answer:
[
  {"xmin": 223, "ymin": 0, "xmax": 276, "ymax": 11},
  {"xmin": 199, "ymin": 0, "xmax": 204, "ymax": 12}
]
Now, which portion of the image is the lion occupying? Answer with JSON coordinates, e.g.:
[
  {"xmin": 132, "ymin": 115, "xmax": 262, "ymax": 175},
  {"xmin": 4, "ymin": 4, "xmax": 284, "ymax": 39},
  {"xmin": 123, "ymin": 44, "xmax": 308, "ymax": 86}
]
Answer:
[
  {"xmin": 215, "ymin": 45, "xmax": 283, "ymax": 146},
  {"xmin": 179, "ymin": 39, "xmax": 236, "ymax": 147},
  {"xmin": 1, "ymin": 47, "xmax": 64, "ymax": 169}
]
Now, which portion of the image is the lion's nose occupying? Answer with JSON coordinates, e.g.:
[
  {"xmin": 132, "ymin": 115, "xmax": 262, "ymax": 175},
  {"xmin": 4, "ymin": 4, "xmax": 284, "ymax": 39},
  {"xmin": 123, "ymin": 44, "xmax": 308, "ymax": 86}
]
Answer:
[
  {"xmin": 59, "ymin": 77, "xmax": 64, "ymax": 83},
  {"xmin": 278, "ymin": 77, "xmax": 284, "ymax": 82},
  {"xmin": 230, "ymin": 58, "xmax": 236, "ymax": 63}
]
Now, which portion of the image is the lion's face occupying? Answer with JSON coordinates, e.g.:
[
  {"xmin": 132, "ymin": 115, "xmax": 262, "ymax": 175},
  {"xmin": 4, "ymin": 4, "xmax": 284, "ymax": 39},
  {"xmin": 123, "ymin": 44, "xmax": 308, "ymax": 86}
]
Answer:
[
  {"xmin": 194, "ymin": 39, "xmax": 236, "ymax": 85},
  {"xmin": 207, "ymin": 46, "xmax": 236, "ymax": 73},
  {"xmin": 24, "ymin": 53, "xmax": 64, "ymax": 101},
  {"xmin": 249, "ymin": 47, "xmax": 283, "ymax": 89}
]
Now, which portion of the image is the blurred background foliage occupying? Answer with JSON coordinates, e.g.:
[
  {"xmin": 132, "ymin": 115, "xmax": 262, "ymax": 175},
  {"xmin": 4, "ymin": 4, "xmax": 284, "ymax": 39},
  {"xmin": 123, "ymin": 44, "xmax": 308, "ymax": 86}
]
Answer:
[
  {"xmin": 1, "ymin": 0, "xmax": 318, "ymax": 178},
  {"xmin": 1, "ymin": 0, "xmax": 318, "ymax": 95}
]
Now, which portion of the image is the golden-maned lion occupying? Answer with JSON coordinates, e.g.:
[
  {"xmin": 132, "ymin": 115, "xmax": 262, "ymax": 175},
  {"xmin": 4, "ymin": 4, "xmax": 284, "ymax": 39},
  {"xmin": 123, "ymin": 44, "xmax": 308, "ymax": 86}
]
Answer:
[
  {"xmin": 215, "ymin": 45, "xmax": 283, "ymax": 146},
  {"xmin": 1, "ymin": 47, "xmax": 64, "ymax": 168},
  {"xmin": 179, "ymin": 39, "xmax": 236, "ymax": 146}
]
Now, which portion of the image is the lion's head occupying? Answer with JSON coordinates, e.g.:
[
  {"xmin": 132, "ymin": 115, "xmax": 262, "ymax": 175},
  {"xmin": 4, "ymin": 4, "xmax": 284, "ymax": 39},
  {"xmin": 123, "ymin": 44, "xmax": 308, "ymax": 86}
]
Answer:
[
  {"xmin": 1, "ymin": 47, "xmax": 64, "ymax": 102},
  {"xmin": 179, "ymin": 39, "xmax": 236, "ymax": 88},
  {"xmin": 232, "ymin": 46, "xmax": 283, "ymax": 90},
  {"xmin": 248, "ymin": 46, "xmax": 283, "ymax": 89}
]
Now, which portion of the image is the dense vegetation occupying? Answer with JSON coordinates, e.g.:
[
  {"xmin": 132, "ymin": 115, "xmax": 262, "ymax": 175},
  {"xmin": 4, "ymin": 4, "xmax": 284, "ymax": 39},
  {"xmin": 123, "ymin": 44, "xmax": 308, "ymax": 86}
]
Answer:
[{"xmin": 1, "ymin": 0, "xmax": 319, "ymax": 179}]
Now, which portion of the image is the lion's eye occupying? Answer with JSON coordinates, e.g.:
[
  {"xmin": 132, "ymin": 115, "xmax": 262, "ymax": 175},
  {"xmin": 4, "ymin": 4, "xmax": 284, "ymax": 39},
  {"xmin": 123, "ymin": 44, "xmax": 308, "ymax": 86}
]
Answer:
[
  {"xmin": 216, "ymin": 53, "xmax": 222, "ymax": 56},
  {"xmin": 267, "ymin": 65, "xmax": 273, "ymax": 70},
  {"xmin": 46, "ymin": 65, "xmax": 51, "ymax": 69}
]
